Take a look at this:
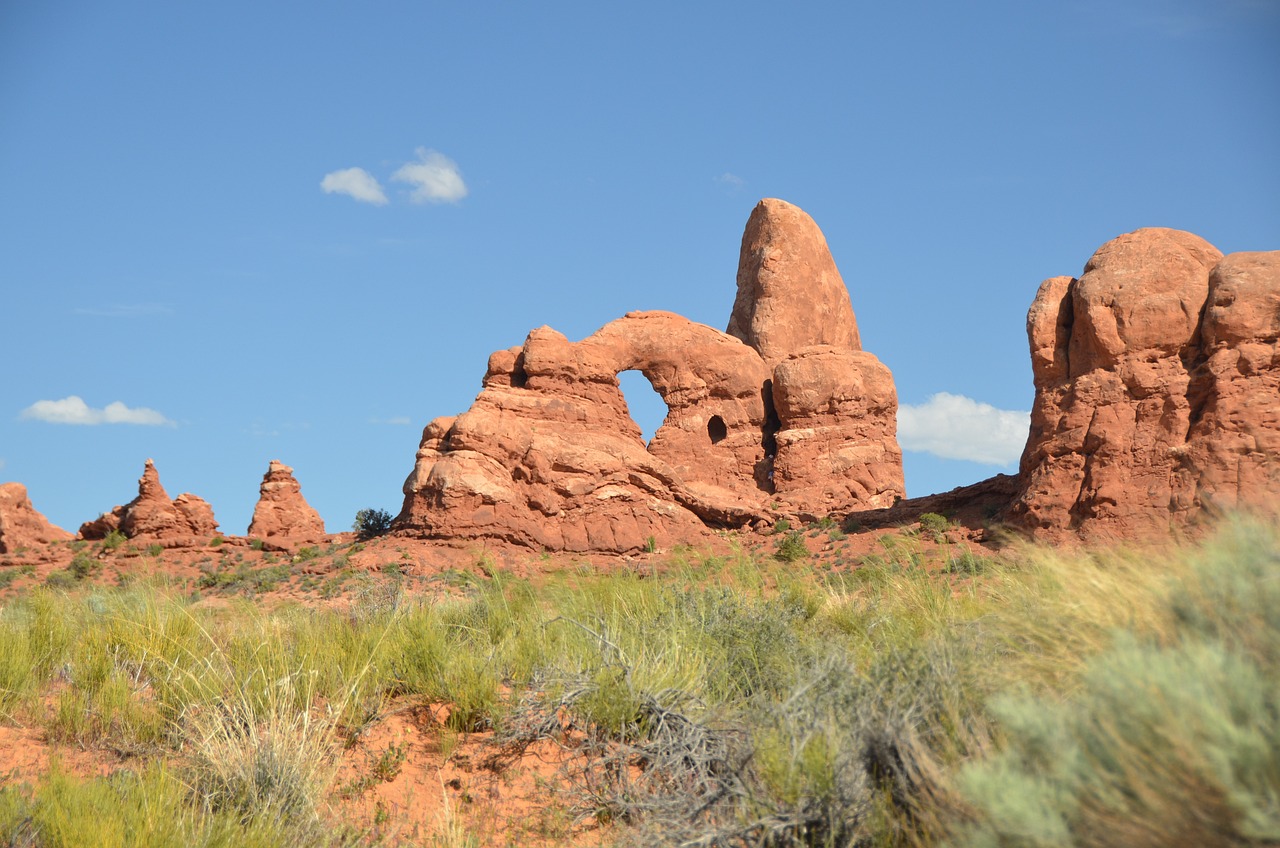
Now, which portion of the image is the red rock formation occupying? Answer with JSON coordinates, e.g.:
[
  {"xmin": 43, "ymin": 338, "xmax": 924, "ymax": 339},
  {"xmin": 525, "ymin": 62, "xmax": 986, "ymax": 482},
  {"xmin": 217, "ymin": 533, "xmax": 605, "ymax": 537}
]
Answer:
[
  {"xmin": 398, "ymin": 313, "xmax": 769, "ymax": 553},
  {"xmin": 397, "ymin": 200, "xmax": 904, "ymax": 552},
  {"xmin": 79, "ymin": 459, "xmax": 219, "ymax": 544},
  {"xmin": 0, "ymin": 482, "xmax": 72, "ymax": 553},
  {"xmin": 247, "ymin": 460, "xmax": 326, "ymax": 547},
  {"xmin": 772, "ymin": 346, "xmax": 904, "ymax": 518},
  {"xmin": 1010, "ymin": 229, "xmax": 1279, "ymax": 537},
  {"xmin": 1183, "ymin": 251, "xmax": 1280, "ymax": 515},
  {"xmin": 728, "ymin": 198, "xmax": 861, "ymax": 368}
]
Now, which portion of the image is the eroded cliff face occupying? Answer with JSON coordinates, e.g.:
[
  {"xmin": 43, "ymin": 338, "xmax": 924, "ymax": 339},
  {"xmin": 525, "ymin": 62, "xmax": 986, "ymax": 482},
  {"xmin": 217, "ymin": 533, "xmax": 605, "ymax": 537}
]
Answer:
[
  {"xmin": 396, "ymin": 199, "xmax": 905, "ymax": 553},
  {"xmin": 1009, "ymin": 230, "xmax": 1280, "ymax": 538}
]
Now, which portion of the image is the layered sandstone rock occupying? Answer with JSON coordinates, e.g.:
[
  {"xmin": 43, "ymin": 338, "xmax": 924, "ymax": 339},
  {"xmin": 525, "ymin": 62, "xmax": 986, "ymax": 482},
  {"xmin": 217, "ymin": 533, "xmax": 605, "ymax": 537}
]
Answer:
[
  {"xmin": 0, "ymin": 482, "xmax": 72, "ymax": 553},
  {"xmin": 79, "ymin": 459, "xmax": 219, "ymax": 544},
  {"xmin": 1183, "ymin": 251, "xmax": 1280, "ymax": 514},
  {"xmin": 398, "ymin": 313, "xmax": 770, "ymax": 553},
  {"xmin": 772, "ymin": 346, "xmax": 903, "ymax": 517},
  {"xmin": 1010, "ymin": 229, "xmax": 1279, "ymax": 537},
  {"xmin": 397, "ymin": 200, "xmax": 904, "ymax": 552},
  {"xmin": 728, "ymin": 198, "xmax": 861, "ymax": 367},
  {"xmin": 247, "ymin": 460, "xmax": 326, "ymax": 547}
]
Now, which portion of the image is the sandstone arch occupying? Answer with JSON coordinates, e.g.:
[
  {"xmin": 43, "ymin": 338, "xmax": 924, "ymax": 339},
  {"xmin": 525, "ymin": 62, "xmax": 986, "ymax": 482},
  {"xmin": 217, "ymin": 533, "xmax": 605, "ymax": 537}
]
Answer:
[{"xmin": 395, "ymin": 199, "xmax": 905, "ymax": 553}]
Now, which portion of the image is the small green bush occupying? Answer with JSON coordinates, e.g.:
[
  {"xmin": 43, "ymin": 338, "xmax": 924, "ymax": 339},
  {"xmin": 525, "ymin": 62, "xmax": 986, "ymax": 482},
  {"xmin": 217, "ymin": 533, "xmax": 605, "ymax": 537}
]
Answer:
[
  {"xmin": 352, "ymin": 508, "xmax": 394, "ymax": 541},
  {"xmin": 919, "ymin": 512, "xmax": 951, "ymax": 542},
  {"xmin": 774, "ymin": 531, "xmax": 809, "ymax": 563},
  {"xmin": 100, "ymin": 529, "xmax": 127, "ymax": 552}
]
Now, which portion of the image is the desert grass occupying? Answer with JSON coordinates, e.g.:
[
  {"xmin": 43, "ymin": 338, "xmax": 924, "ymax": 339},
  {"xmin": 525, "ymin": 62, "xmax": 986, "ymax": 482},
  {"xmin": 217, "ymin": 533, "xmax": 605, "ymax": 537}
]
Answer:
[{"xmin": 0, "ymin": 515, "xmax": 1275, "ymax": 846}]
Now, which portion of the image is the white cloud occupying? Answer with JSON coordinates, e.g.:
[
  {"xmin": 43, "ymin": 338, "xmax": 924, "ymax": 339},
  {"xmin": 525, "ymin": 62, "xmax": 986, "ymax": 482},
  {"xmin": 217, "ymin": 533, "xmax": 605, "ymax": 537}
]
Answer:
[
  {"xmin": 20, "ymin": 396, "xmax": 175, "ymax": 427},
  {"xmin": 0, "ymin": 458, "xmax": 6, "ymax": 471},
  {"xmin": 369, "ymin": 416, "xmax": 411, "ymax": 426},
  {"xmin": 897, "ymin": 392, "xmax": 1029, "ymax": 466},
  {"xmin": 715, "ymin": 172, "xmax": 745, "ymax": 188},
  {"xmin": 321, "ymin": 167, "xmax": 389, "ymax": 205},
  {"xmin": 392, "ymin": 148, "xmax": 468, "ymax": 204}
]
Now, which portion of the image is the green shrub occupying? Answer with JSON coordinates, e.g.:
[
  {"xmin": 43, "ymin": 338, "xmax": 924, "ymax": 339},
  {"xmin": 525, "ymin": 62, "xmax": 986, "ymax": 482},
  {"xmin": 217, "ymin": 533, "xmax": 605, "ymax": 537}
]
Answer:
[
  {"xmin": 69, "ymin": 553, "xmax": 99, "ymax": 581},
  {"xmin": 774, "ymin": 531, "xmax": 809, "ymax": 563},
  {"xmin": 100, "ymin": 529, "xmax": 128, "ymax": 553},
  {"xmin": 352, "ymin": 508, "xmax": 394, "ymax": 541},
  {"xmin": 918, "ymin": 512, "xmax": 951, "ymax": 542}
]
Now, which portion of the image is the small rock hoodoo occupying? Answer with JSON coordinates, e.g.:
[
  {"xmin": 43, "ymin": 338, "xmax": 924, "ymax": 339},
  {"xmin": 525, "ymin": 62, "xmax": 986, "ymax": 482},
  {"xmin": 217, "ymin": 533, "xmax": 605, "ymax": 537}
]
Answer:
[
  {"xmin": 247, "ymin": 460, "xmax": 326, "ymax": 548},
  {"xmin": 395, "ymin": 199, "xmax": 905, "ymax": 552},
  {"xmin": 79, "ymin": 459, "xmax": 219, "ymax": 545}
]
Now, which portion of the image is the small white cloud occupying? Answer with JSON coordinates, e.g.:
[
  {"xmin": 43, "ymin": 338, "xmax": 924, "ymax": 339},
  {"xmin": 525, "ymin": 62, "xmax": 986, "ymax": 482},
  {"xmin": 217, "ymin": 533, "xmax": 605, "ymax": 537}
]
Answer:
[
  {"xmin": 321, "ymin": 167, "xmax": 389, "ymax": 205},
  {"xmin": 0, "ymin": 458, "xmax": 6, "ymax": 471},
  {"xmin": 369, "ymin": 416, "xmax": 411, "ymax": 426},
  {"xmin": 392, "ymin": 148, "xmax": 468, "ymax": 204},
  {"xmin": 897, "ymin": 392, "xmax": 1029, "ymax": 466},
  {"xmin": 21, "ymin": 396, "xmax": 175, "ymax": 427},
  {"xmin": 715, "ymin": 172, "xmax": 745, "ymax": 188}
]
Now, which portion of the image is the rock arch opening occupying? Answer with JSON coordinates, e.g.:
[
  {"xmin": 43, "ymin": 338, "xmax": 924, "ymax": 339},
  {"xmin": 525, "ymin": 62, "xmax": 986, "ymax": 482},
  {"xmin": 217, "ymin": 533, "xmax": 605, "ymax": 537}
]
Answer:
[{"xmin": 617, "ymin": 369, "xmax": 668, "ymax": 446}]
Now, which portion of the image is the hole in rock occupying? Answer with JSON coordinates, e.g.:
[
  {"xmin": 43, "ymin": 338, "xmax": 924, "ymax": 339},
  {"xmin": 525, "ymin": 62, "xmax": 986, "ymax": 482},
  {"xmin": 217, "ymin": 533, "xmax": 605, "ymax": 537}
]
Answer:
[
  {"xmin": 617, "ymin": 369, "xmax": 668, "ymax": 447},
  {"xmin": 510, "ymin": 353, "xmax": 528, "ymax": 388},
  {"xmin": 707, "ymin": 415, "xmax": 727, "ymax": 444}
]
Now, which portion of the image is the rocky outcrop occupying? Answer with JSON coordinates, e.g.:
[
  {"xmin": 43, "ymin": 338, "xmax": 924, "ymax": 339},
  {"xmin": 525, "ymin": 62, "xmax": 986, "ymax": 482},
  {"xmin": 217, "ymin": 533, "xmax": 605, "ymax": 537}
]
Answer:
[
  {"xmin": 728, "ymin": 198, "xmax": 861, "ymax": 368},
  {"xmin": 1183, "ymin": 251, "xmax": 1280, "ymax": 514},
  {"xmin": 0, "ymin": 483, "xmax": 72, "ymax": 553},
  {"xmin": 397, "ymin": 313, "xmax": 769, "ymax": 553},
  {"xmin": 79, "ymin": 459, "xmax": 219, "ymax": 544},
  {"xmin": 397, "ymin": 200, "xmax": 904, "ymax": 552},
  {"xmin": 772, "ymin": 346, "xmax": 903, "ymax": 517},
  {"xmin": 247, "ymin": 460, "xmax": 326, "ymax": 547},
  {"xmin": 1010, "ymin": 229, "xmax": 1279, "ymax": 537}
]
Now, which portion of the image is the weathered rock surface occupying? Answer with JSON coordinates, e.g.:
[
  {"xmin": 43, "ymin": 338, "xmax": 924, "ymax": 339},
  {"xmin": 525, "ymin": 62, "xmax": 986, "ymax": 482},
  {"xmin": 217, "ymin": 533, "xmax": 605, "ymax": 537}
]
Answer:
[
  {"xmin": 1183, "ymin": 251, "xmax": 1280, "ymax": 515},
  {"xmin": 398, "ymin": 313, "xmax": 771, "ymax": 553},
  {"xmin": 727, "ymin": 198, "xmax": 861, "ymax": 368},
  {"xmin": 247, "ymin": 460, "xmax": 326, "ymax": 547},
  {"xmin": 397, "ymin": 200, "xmax": 904, "ymax": 552},
  {"xmin": 79, "ymin": 459, "xmax": 220, "ymax": 544},
  {"xmin": 0, "ymin": 483, "xmax": 72, "ymax": 553},
  {"xmin": 772, "ymin": 345, "xmax": 904, "ymax": 518},
  {"xmin": 1010, "ymin": 229, "xmax": 1279, "ymax": 537}
]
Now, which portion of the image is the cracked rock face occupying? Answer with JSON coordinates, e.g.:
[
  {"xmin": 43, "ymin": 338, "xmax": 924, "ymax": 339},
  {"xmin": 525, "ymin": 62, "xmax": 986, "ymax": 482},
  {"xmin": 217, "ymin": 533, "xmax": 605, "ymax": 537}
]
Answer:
[
  {"xmin": 1009, "ymin": 229, "xmax": 1280, "ymax": 538},
  {"xmin": 395, "ymin": 199, "xmax": 905, "ymax": 553}
]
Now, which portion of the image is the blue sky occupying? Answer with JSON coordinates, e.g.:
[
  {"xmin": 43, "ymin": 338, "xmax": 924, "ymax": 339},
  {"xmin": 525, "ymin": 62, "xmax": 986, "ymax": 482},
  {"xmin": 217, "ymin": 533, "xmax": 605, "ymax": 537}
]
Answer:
[{"xmin": 3, "ymin": 1, "xmax": 1277, "ymax": 535}]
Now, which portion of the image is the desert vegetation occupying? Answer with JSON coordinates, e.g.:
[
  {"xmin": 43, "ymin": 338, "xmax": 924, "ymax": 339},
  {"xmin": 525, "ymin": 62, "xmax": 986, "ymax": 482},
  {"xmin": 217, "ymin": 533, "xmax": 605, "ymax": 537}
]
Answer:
[{"xmin": 0, "ymin": 515, "xmax": 1277, "ymax": 846}]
